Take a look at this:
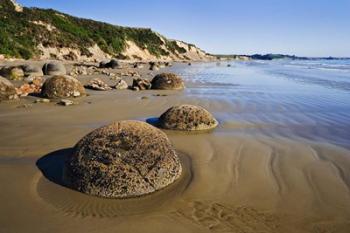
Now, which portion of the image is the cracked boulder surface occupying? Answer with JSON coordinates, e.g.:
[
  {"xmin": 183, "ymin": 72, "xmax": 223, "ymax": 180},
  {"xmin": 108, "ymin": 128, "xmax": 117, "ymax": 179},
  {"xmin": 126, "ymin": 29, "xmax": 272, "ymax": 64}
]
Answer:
[
  {"xmin": 63, "ymin": 120, "xmax": 182, "ymax": 198},
  {"xmin": 41, "ymin": 75, "xmax": 86, "ymax": 98},
  {"xmin": 151, "ymin": 73, "xmax": 185, "ymax": 90},
  {"xmin": 159, "ymin": 104, "xmax": 218, "ymax": 131}
]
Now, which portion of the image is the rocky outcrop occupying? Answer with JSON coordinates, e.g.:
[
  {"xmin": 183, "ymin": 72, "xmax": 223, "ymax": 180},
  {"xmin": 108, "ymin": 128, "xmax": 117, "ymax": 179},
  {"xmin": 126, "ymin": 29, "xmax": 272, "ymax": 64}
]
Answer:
[
  {"xmin": 63, "ymin": 120, "xmax": 182, "ymax": 198},
  {"xmin": 84, "ymin": 78, "xmax": 112, "ymax": 91},
  {"xmin": 16, "ymin": 77, "xmax": 43, "ymax": 97},
  {"xmin": 0, "ymin": 76, "xmax": 17, "ymax": 101},
  {"xmin": 41, "ymin": 75, "xmax": 86, "ymax": 98},
  {"xmin": 159, "ymin": 105, "xmax": 218, "ymax": 131},
  {"xmin": 131, "ymin": 78, "xmax": 151, "ymax": 91},
  {"xmin": 151, "ymin": 73, "xmax": 185, "ymax": 90},
  {"xmin": 42, "ymin": 62, "xmax": 66, "ymax": 76}
]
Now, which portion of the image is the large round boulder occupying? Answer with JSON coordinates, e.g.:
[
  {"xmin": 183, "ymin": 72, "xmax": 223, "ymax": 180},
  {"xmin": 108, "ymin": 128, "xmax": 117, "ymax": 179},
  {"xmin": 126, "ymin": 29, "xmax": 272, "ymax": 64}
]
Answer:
[
  {"xmin": 42, "ymin": 62, "xmax": 66, "ymax": 75},
  {"xmin": 159, "ymin": 105, "xmax": 218, "ymax": 131},
  {"xmin": 0, "ymin": 76, "xmax": 17, "ymax": 101},
  {"xmin": 63, "ymin": 120, "xmax": 182, "ymax": 198},
  {"xmin": 151, "ymin": 73, "xmax": 185, "ymax": 90},
  {"xmin": 22, "ymin": 64, "xmax": 43, "ymax": 77},
  {"xmin": 41, "ymin": 75, "xmax": 86, "ymax": 98}
]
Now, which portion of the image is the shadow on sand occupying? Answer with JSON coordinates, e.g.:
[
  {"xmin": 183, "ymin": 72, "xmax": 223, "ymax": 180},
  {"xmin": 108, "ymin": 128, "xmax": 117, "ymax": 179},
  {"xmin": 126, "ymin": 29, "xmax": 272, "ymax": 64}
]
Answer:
[{"xmin": 36, "ymin": 148, "xmax": 73, "ymax": 187}]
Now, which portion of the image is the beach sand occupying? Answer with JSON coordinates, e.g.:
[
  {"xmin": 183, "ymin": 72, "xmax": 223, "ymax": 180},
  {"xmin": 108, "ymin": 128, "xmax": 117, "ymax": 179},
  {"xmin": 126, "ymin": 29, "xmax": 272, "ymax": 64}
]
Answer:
[{"xmin": 0, "ymin": 62, "xmax": 350, "ymax": 233}]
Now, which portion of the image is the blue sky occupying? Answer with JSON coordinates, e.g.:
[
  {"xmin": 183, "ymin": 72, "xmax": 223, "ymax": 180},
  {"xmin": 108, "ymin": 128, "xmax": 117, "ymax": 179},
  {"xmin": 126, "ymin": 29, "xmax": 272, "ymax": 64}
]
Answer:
[{"xmin": 17, "ymin": 0, "xmax": 350, "ymax": 57}]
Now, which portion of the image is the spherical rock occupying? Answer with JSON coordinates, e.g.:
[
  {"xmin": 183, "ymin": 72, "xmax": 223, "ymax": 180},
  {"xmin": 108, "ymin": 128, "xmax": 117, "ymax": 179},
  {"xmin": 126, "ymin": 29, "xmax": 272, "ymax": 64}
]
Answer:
[
  {"xmin": 41, "ymin": 75, "xmax": 86, "ymax": 98},
  {"xmin": 159, "ymin": 105, "xmax": 218, "ymax": 131},
  {"xmin": 100, "ymin": 59, "xmax": 120, "ymax": 69},
  {"xmin": 63, "ymin": 120, "xmax": 182, "ymax": 198},
  {"xmin": 151, "ymin": 73, "xmax": 185, "ymax": 90},
  {"xmin": 42, "ymin": 62, "xmax": 66, "ymax": 75},
  {"xmin": 0, "ymin": 66, "xmax": 24, "ymax": 80},
  {"xmin": 0, "ymin": 76, "xmax": 17, "ymax": 101},
  {"xmin": 22, "ymin": 64, "xmax": 43, "ymax": 77}
]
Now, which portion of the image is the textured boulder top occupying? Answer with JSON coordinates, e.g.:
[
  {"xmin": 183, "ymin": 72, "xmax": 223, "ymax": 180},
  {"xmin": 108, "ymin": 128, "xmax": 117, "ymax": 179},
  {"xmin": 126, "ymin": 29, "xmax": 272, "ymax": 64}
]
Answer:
[
  {"xmin": 64, "ymin": 120, "xmax": 182, "ymax": 198},
  {"xmin": 0, "ymin": 76, "xmax": 17, "ymax": 101},
  {"xmin": 41, "ymin": 75, "xmax": 86, "ymax": 98},
  {"xmin": 42, "ymin": 62, "xmax": 66, "ymax": 76},
  {"xmin": 159, "ymin": 105, "xmax": 218, "ymax": 131},
  {"xmin": 151, "ymin": 73, "xmax": 185, "ymax": 90}
]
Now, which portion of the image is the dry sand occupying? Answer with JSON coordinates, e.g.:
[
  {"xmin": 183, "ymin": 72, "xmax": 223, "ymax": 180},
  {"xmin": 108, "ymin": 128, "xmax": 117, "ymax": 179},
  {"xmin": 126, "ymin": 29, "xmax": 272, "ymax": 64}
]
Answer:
[{"xmin": 0, "ymin": 63, "xmax": 350, "ymax": 233}]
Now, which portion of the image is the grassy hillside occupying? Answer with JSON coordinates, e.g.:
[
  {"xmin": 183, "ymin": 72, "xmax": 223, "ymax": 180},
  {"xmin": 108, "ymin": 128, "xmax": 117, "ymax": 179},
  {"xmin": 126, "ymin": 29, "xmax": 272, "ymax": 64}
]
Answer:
[{"xmin": 0, "ymin": 0, "xmax": 187, "ymax": 59}]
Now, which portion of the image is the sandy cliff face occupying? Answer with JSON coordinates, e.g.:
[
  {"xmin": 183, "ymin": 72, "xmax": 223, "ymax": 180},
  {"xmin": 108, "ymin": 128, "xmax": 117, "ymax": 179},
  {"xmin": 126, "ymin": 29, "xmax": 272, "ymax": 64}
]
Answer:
[
  {"xmin": 36, "ymin": 39, "xmax": 214, "ymax": 62},
  {"xmin": 120, "ymin": 38, "xmax": 214, "ymax": 62},
  {"xmin": 2, "ymin": 0, "xmax": 214, "ymax": 62}
]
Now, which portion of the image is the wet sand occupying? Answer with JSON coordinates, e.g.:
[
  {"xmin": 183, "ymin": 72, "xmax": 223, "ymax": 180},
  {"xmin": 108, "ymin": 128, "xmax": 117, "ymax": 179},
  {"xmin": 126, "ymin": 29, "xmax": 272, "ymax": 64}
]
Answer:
[{"xmin": 1, "ymin": 62, "xmax": 350, "ymax": 233}]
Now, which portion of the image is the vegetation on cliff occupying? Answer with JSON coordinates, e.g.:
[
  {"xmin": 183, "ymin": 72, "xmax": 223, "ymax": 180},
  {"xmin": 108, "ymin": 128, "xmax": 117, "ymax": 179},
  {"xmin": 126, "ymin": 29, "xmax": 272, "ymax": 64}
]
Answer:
[{"xmin": 0, "ymin": 0, "xmax": 188, "ymax": 59}]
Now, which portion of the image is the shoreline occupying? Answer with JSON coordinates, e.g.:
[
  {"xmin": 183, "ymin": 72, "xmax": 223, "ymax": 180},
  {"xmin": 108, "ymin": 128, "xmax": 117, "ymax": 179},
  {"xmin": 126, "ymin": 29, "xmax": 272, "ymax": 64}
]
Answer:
[{"xmin": 1, "ymin": 60, "xmax": 350, "ymax": 233}]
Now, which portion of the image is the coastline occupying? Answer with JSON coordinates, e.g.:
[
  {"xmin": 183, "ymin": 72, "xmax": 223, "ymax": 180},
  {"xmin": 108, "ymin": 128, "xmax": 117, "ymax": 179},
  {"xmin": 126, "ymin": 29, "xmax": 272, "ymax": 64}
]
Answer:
[{"xmin": 1, "ymin": 61, "xmax": 350, "ymax": 233}]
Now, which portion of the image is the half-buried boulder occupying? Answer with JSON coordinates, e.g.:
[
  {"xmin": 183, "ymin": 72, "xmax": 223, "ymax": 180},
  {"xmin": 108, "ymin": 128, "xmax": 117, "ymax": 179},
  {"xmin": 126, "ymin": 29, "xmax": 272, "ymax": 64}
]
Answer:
[
  {"xmin": 63, "ymin": 120, "xmax": 182, "ymax": 198},
  {"xmin": 159, "ymin": 105, "xmax": 218, "ymax": 131},
  {"xmin": 151, "ymin": 73, "xmax": 185, "ymax": 90},
  {"xmin": 42, "ymin": 62, "xmax": 66, "ymax": 75},
  {"xmin": 41, "ymin": 75, "xmax": 86, "ymax": 98},
  {"xmin": 0, "ymin": 76, "xmax": 17, "ymax": 101}
]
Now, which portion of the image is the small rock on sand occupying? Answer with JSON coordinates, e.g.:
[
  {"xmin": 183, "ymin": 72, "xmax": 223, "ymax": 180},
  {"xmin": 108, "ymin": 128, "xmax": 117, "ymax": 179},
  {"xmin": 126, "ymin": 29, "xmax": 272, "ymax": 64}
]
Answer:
[
  {"xmin": 34, "ymin": 98, "xmax": 50, "ymax": 103},
  {"xmin": 84, "ymin": 78, "xmax": 112, "ymax": 91},
  {"xmin": 58, "ymin": 99, "xmax": 74, "ymax": 106}
]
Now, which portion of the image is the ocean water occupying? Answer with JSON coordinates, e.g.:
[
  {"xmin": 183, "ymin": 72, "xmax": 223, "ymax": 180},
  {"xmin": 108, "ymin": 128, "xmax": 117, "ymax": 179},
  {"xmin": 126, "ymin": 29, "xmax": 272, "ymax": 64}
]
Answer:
[{"xmin": 170, "ymin": 59, "xmax": 350, "ymax": 148}]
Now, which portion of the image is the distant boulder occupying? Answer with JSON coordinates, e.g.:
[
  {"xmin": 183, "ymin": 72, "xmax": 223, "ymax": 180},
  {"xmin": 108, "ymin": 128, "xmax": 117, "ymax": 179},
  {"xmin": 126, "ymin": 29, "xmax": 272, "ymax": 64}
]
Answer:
[
  {"xmin": 42, "ymin": 62, "xmax": 66, "ymax": 76},
  {"xmin": 114, "ymin": 79, "xmax": 128, "ymax": 90},
  {"xmin": 0, "ymin": 76, "xmax": 17, "ymax": 101},
  {"xmin": 151, "ymin": 73, "xmax": 185, "ymax": 90},
  {"xmin": 149, "ymin": 62, "xmax": 159, "ymax": 71},
  {"xmin": 22, "ymin": 64, "xmax": 43, "ymax": 77},
  {"xmin": 63, "ymin": 120, "xmax": 182, "ymax": 198},
  {"xmin": 84, "ymin": 78, "xmax": 112, "ymax": 91},
  {"xmin": 0, "ymin": 66, "xmax": 24, "ymax": 80},
  {"xmin": 100, "ymin": 59, "xmax": 120, "ymax": 69},
  {"xmin": 41, "ymin": 75, "xmax": 86, "ymax": 98},
  {"xmin": 131, "ymin": 78, "xmax": 151, "ymax": 91},
  {"xmin": 159, "ymin": 104, "xmax": 218, "ymax": 131}
]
